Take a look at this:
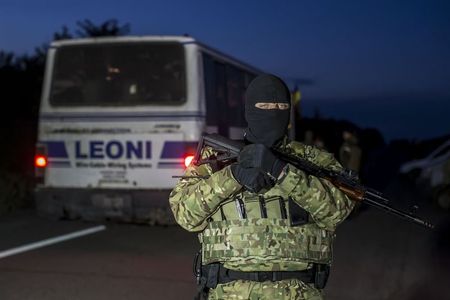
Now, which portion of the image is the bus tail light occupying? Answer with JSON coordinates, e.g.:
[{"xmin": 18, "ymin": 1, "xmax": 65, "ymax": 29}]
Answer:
[
  {"xmin": 35, "ymin": 155, "xmax": 47, "ymax": 168},
  {"xmin": 184, "ymin": 155, "xmax": 195, "ymax": 168},
  {"xmin": 35, "ymin": 144, "xmax": 47, "ymax": 183}
]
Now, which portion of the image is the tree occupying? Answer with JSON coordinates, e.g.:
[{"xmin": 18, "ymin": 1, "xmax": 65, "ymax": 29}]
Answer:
[
  {"xmin": 0, "ymin": 51, "xmax": 15, "ymax": 69},
  {"xmin": 53, "ymin": 25, "xmax": 73, "ymax": 41},
  {"xmin": 75, "ymin": 19, "xmax": 130, "ymax": 37}
]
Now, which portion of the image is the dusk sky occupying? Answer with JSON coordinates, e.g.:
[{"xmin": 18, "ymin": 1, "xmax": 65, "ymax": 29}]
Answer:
[{"xmin": 1, "ymin": 0, "xmax": 449, "ymax": 141}]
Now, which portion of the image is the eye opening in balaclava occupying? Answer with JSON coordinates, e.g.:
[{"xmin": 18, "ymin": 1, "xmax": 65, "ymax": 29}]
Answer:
[{"xmin": 244, "ymin": 74, "xmax": 291, "ymax": 147}]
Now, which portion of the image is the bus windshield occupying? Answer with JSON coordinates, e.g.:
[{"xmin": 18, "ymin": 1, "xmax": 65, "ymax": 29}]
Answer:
[{"xmin": 49, "ymin": 42, "xmax": 186, "ymax": 106}]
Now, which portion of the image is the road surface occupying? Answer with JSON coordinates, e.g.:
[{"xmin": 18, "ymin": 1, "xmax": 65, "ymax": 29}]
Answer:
[{"xmin": 1, "ymin": 178, "xmax": 448, "ymax": 299}]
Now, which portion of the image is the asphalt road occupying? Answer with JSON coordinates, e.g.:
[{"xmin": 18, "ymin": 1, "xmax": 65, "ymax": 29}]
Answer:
[{"xmin": 1, "ymin": 179, "xmax": 449, "ymax": 300}]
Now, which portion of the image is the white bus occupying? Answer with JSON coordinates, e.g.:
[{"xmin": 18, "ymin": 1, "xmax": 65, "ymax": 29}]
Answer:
[{"xmin": 34, "ymin": 35, "xmax": 262, "ymax": 223}]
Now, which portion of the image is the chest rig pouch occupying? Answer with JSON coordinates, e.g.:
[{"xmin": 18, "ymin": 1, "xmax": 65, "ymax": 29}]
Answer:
[
  {"xmin": 288, "ymin": 196, "xmax": 311, "ymax": 226},
  {"xmin": 200, "ymin": 218, "xmax": 333, "ymax": 266}
]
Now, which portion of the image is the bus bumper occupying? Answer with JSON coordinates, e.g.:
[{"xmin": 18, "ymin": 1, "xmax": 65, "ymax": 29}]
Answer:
[{"xmin": 34, "ymin": 187, "xmax": 176, "ymax": 225}]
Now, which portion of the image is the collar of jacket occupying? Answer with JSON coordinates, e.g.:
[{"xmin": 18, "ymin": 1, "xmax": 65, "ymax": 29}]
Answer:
[{"xmin": 273, "ymin": 135, "xmax": 290, "ymax": 151}]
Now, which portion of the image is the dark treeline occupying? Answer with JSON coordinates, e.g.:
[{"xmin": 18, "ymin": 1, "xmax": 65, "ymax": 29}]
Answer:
[{"xmin": 0, "ymin": 19, "xmax": 129, "ymax": 214}]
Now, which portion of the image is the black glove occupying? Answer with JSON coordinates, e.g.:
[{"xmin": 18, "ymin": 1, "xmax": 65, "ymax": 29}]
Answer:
[
  {"xmin": 230, "ymin": 164, "xmax": 273, "ymax": 193},
  {"xmin": 238, "ymin": 144, "xmax": 286, "ymax": 178}
]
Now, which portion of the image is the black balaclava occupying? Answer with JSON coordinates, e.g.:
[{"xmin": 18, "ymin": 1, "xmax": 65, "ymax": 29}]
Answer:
[{"xmin": 244, "ymin": 74, "xmax": 291, "ymax": 147}]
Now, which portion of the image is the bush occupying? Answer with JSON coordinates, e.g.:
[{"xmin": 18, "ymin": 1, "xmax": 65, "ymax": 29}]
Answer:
[{"xmin": 0, "ymin": 171, "xmax": 33, "ymax": 215}]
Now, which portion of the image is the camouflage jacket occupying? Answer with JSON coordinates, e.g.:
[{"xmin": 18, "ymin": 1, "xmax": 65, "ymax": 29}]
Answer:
[{"xmin": 169, "ymin": 139, "xmax": 354, "ymax": 271}]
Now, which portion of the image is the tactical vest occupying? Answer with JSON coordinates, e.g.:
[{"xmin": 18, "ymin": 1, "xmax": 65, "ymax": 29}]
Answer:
[
  {"xmin": 199, "ymin": 141, "xmax": 336, "ymax": 270},
  {"xmin": 200, "ymin": 216, "xmax": 333, "ymax": 267},
  {"xmin": 199, "ymin": 142, "xmax": 334, "ymax": 271}
]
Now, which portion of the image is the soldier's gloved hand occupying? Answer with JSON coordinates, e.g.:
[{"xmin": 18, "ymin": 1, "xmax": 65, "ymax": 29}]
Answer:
[
  {"xmin": 230, "ymin": 164, "xmax": 273, "ymax": 193},
  {"xmin": 238, "ymin": 144, "xmax": 286, "ymax": 178}
]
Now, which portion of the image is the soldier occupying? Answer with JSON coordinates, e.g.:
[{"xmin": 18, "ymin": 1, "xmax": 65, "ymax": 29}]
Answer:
[
  {"xmin": 169, "ymin": 74, "xmax": 354, "ymax": 299},
  {"xmin": 339, "ymin": 131, "xmax": 362, "ymax": 174}
]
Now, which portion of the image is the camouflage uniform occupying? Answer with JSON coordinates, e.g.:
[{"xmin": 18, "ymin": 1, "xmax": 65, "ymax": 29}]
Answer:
[{"xmin": 169, "ymin": 139, "xmax": 354, "ymax": 299}]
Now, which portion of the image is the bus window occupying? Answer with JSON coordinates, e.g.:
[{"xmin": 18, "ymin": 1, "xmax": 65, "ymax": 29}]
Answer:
[
  {"xmin": 49, "ymin": 42, "xmax": 186, "ymax": 106},
  {"xmin": 203, "ymin": 54, "xmax": 218, "ymax": 127},
  {"xmin": 226, "ymin": 65, "xmax": 246, "ymax": 127},
  {"xmin": 214, "ymin": 62, "xmax": 228, "ymax": 136},
  {"xmin": 245, "ymin": 72, "xmax": 257, "ymax": 87},
  {"xmin": 203, "ymin": 54, "xmax": 228, "ymax": 136},
  {"xmin": 202, "ymin": 53, "xmax": 255, "ymax": 136}
]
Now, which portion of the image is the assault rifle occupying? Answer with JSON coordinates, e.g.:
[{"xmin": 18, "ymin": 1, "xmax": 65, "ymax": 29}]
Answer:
[{"xmin": 174, "ymin": 133, "xmax": 434, "ymax": 229}]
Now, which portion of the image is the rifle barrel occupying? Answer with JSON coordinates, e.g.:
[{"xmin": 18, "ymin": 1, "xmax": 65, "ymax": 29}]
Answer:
[
  {"xmin": 363, "ymin": 197, "xmax": 434, "ymax": 229},
  {"xmin": 365, "ymin": 189, "xmax": 390, "ymax": 204}
]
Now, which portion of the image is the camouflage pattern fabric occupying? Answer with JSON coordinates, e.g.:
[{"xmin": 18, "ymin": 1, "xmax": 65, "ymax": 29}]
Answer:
[
  {"xmin": 169, "ymin": 139, "xmax": 354, "ymax": 298},
  {"xmin": 201, "ymin": 219, "xmax": 333, "ymax": 267},
  {"xmin": 279, "ymin": 141, "xmax": 355, "ymax": 231},
  {"xmin": 169, "ymin": 146, "xmax": 242, "ymax": 232},
  {"xmin": 208, "ymin": 279, "xmax": 323, "ymax": 300}
]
